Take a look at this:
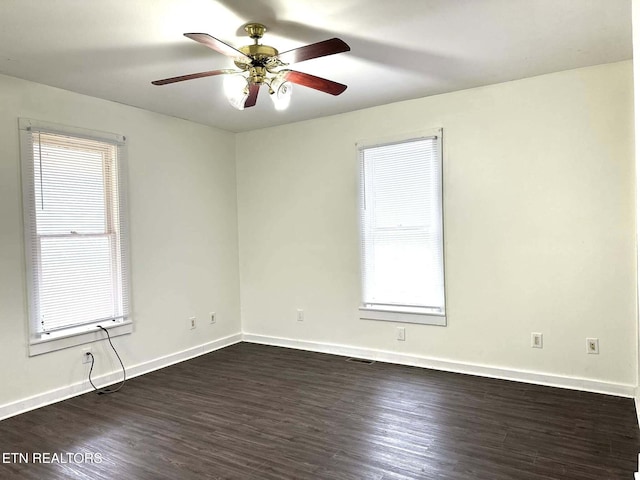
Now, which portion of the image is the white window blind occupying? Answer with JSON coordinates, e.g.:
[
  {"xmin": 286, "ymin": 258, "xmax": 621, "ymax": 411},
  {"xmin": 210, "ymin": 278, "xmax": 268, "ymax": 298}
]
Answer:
[
  {"xmin": 359, "ymin": 134, "xmax": 445, "ymax": 315},
  {"xmin": 21, "ymin": 121, "xmax": 130, "ymax": 338}
]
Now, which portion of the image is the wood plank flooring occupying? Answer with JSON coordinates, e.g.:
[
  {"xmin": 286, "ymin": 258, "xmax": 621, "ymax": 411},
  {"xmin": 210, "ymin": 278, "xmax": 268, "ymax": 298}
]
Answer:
[{"xmin": 0, "ymin": 342, "xmax": 638, "ymax": 479}]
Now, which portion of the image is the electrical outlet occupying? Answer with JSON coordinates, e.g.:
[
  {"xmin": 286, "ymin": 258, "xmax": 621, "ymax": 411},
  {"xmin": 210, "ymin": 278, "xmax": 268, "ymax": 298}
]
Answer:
[
  {"xmin": 188, "ymin": 316, "xmax": 196, "ymax": 330},
  {"xmin": 82, "ymin": 347, "xmax": 92, "ymax": 364},
  {"xmin": 210, "ymin": 312, "xmax": 216, "ymax": 324},
  {"xmin": 397, "ymin": 327, "xmax": 406, "ymax": 341},
  {"xmin": 297, "ymin": 309, "xmax": 304, "ymax": 322},
  {"xmin": 587, "ymin": 338, "xmax": 599, "ymax": 354},
  {"xmin": 531, "ymin": 332, "xmax": 543, "ymax": 349}
]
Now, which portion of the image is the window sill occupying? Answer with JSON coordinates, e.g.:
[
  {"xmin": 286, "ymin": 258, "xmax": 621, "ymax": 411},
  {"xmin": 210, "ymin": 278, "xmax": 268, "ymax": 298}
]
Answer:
[
  {"xmin": 29, "ymin": 320, "xmax": 133, "ymax": 356},
  {"xmin": 359, "ymin": 307, "xmax": 446, "ymax": 326}
]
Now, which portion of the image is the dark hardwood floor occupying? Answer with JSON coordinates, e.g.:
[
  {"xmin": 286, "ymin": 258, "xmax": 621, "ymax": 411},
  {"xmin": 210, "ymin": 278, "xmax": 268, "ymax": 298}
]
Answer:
[{"xmin": 0, "ymin": 342, "xmax": 638, "ymax": 479}]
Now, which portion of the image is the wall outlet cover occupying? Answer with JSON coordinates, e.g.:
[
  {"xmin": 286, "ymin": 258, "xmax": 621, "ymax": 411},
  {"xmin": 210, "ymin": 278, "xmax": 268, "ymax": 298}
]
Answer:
[
  {"xmin": 531, "ymin": 332, "xmax": 543, "ymax": 349},
  {"xmin": 81, "ymin": 347, "xmax": 92, "ymax": 364},
  {"xmin": 587, "ymin": 338, "xmax": 599, "ymax": 354}
]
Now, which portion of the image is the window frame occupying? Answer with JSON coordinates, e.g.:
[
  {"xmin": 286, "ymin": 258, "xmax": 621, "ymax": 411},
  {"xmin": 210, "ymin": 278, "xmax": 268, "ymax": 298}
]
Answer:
[
  {"xmin": 357, "ymin": 128, "xmax": 446, "ymax": 326},
  {"xmin": 19, "ymin": 118, "xmax": 133, "ymax": 356}
]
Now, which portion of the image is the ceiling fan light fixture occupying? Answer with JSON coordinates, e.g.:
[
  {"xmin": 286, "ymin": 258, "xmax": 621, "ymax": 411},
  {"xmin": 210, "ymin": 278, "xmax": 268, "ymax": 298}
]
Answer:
[
  {"xmin": 223, "ymin": 73, "xmax": 249, "ymax": 110},
  {"xmin": 270, "ymin": 79, "xmax": 292, "ymax": 111},
  {"xmin": 273, "ymin": 83, "xmax": 292, "ymax": 111}
]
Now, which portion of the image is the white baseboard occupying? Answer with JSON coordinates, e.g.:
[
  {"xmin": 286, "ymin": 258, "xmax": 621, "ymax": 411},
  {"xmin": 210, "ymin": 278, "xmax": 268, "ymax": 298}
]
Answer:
[
  {"xmin": 0, "ymin": 333, "xmax": 242, "ymax": 421},
  {"xmin": 2, "ymin": 332, "xmax": 635, "ymax": 422},
  {"xmin": 242, "ymin": 333, "xmax": 636, "ymax": 398}
]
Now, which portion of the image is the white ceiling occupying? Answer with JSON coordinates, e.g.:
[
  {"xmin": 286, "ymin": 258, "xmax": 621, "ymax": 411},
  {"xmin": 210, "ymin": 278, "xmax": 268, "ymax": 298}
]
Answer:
[{"xmin": 0, "ymin": 0, "xmax": 631, "ymax": 133}]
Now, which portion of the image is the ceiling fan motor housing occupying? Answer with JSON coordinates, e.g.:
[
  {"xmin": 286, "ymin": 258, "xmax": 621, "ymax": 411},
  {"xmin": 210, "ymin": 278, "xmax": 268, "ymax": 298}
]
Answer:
[{"xmin": 236, "ymin": 44, "xmax": 279, "ymax": 84}]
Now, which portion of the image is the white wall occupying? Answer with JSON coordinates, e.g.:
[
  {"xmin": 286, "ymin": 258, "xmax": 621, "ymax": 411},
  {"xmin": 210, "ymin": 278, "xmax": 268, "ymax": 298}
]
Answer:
[
  {"xmin": 236, "ymin": 61, "xmax": 637, "ymax": 388},
  {"xmin": 0, "ymin": 74, "xmax": 241, "ymax": 408},
  {"xmin": 633, "ymin": 0, "xmax": 640, "ymax": 410},
  {"xmin": 0, "ymin": 59, "xmax": 635, "ymax": 413}
]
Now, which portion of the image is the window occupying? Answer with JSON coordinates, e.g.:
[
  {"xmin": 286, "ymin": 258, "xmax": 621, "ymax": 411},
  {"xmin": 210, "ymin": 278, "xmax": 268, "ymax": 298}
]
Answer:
[
  {"xmin": 358, "ymin": 130, "xmax": 445, "ymax": 325},
  {"xmin": 20, "ymin": 119, "xmax": 132, "ymax": 355}
]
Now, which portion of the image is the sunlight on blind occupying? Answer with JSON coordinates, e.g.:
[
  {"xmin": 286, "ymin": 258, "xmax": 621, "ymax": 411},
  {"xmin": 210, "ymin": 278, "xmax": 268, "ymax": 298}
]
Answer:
[
  {"xmin": 40, "ymin": 236, "xmax": 115, "ymax": 329},
  {"xmin": 27, "ymin": 130, "xmax": 128, "ymax": 333},
  {"xmin": 360, "ymin": 137, "xmax": 444, "ymax": 311}
]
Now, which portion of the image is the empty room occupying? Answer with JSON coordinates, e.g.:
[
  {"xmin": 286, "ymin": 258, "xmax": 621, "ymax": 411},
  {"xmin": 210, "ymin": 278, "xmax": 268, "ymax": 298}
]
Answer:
[{"xmin": 1, "ymin": 1, "xmax": 639, "ymax": 479}]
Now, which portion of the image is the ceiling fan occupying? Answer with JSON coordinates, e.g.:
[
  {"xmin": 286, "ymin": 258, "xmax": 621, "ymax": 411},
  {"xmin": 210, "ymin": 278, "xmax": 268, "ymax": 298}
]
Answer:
[{"xmin": 152, "ymin": 23, "xmax": 350, "ymax": 110}]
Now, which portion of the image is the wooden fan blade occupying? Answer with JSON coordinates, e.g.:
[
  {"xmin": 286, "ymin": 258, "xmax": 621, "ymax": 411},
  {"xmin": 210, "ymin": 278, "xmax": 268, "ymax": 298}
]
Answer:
[
  {"xmin": 152, "ymin": 69, "xmax": 236, "ymax": 85},
  {"xmin": 244, "ymin": 84, "xmax": 260, "ymax": 108},
  {"xmin": 277, "ymin": 38, "xmax": 350, "ymax": 65},
  {"xmin": 184, "ymin": 33, "xmax": 251, "ymax": 63},
  {"xmin": 282, "ymin": 70, "xmax": 347, "ymax": 96}
]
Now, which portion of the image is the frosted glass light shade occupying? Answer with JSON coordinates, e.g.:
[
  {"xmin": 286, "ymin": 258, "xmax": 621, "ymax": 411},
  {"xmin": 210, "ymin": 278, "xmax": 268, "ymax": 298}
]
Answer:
[
  {"xmin": 223, "ymin": 74, "xmax": 249, "ymax": 110},
  {"xmin": 271, "ymin": 80, "xmax": 292, "ymax": 111}
]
